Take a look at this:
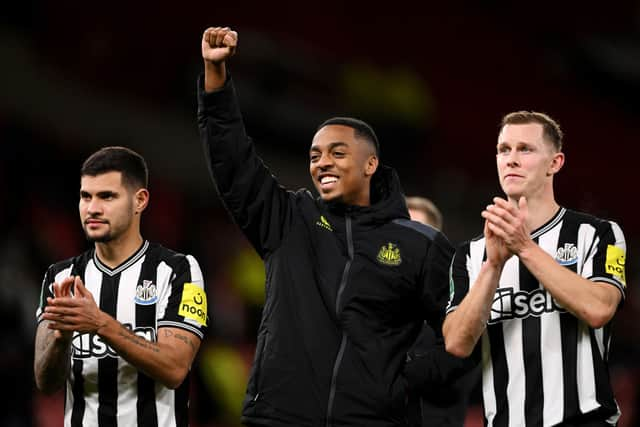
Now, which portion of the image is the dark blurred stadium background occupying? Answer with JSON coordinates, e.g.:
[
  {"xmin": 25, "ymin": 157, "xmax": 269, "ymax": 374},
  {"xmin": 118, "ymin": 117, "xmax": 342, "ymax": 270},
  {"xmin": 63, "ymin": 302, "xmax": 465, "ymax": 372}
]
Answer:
[{"xmin": 2, "ymin": 1, "xmax": 639, "ymax": 426}]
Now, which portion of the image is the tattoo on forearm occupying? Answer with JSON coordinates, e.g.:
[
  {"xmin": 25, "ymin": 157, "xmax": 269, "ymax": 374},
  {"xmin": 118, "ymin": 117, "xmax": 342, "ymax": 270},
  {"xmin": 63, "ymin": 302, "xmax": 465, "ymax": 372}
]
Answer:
[
  {"xmin": 35, "ymin": 325, "xmax": 71, "ymax": 391},
  {"xmin": 118, "ymin": 324, "xmax": 160, "ymax": 353},
  {"xmin": 163, "ymin": 328, "xmax": 196, "ymax": 351},
  {"xmin": 40, "ymin": 329, "xmax": 55, "ymax": 353},
  {"xmin": 175, "ymin": 332, "xmax": 197, "ymax": 352}
]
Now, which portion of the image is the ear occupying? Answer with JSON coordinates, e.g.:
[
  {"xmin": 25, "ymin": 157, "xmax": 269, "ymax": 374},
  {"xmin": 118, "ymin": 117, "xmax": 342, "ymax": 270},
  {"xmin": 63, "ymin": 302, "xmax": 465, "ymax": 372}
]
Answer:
[
  {"xmin": 547, "ymin": 152, "xmax": 565, "ymax": 176},
  {"xmin": 134, "ymin": 188, "xmax": 150, "ymax": 214},
  {"xmin": 364, "ymin": 155, "xmax": 379, "ymax": 177}
]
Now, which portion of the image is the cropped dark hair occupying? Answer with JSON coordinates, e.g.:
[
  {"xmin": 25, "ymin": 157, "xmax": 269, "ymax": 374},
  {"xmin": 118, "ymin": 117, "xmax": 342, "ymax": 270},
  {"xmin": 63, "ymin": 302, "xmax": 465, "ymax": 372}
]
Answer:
[
  {"xmin": 317, "ymin": 117, "xmax": 380, "ymax": 156},
  {"xmin": 81, "ymin": 146, "xmax": 148, "ymax": 189},
  {"xmin": 500, "ymin": 111, "xmax": 563, "ymax": 152}
]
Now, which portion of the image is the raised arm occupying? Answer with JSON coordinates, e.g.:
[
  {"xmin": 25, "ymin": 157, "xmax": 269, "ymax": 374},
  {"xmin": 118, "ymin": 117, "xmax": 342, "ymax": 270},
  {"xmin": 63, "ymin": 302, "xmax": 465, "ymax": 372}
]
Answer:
[{"xmin": 197, "ymin": 26, "xmax": 295, "ymax": 257}]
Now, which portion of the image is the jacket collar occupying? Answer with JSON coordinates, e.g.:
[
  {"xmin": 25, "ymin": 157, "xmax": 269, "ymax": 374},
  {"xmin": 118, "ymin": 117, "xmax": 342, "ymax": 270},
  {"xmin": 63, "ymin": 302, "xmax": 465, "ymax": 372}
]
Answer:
[{"xmin": 320, "ymin": 165, "xmax": 409, "ymax": 225}]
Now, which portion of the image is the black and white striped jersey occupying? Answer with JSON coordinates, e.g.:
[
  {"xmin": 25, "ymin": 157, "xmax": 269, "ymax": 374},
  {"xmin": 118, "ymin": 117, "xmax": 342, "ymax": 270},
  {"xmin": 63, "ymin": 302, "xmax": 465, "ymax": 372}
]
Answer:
[
  {"xmin": 447, "ymin": 207, "xmax": 626, "ymax": 427},
  {"xmin": 36, "ymin": 241, "xmax": 208, "ymax": 427}
]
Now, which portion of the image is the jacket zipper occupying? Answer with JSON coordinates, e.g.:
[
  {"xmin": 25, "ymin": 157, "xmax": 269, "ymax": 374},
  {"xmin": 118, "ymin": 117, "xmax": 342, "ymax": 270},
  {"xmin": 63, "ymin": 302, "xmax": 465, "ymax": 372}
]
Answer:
[{"xmin": 326, "ymin": 215, "xmax": 354, "ymax": 427}]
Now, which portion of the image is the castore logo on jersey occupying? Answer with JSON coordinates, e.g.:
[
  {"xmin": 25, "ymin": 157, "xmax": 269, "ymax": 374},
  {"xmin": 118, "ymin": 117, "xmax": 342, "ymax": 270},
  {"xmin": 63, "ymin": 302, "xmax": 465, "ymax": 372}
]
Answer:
[{"xmin": 316, "ymin": 215, "xmax": 333, "ymax": 231}]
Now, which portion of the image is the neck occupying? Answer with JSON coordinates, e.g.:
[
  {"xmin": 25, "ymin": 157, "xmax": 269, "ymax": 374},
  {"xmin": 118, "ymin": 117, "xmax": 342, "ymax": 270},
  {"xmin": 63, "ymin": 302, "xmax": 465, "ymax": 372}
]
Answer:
[
  {"xmin": 510, "ymin": 193, "xmax": 560, "ymax": 232},
  {"xmin": 95, "ymin": 232, "xmax": 144, "ymax": 269}
]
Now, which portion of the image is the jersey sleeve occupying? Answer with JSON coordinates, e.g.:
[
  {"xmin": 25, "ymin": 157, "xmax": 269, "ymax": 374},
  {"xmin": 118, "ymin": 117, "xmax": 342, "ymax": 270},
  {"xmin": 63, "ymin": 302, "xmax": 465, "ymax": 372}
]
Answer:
[
  {"xmin": 35, "ymin": 262, "xmax": 74, "ymax": 323},
  {"xmin": 420, "ymin": 232, "xmax": 455, "ymax": 332},
  {"xmin": 158, "ymin": 255, "xmax": 209, "ymax": 340},
  {"xmin": 35, "ymin": 267, "xmax": 55, "ymax": 323},
  {"xmin": 584, "ymin": 220, "xmax": 626, "ymax": 298},
  {"xmin": 446, "ymin": 242, "xmax": 472, "ymax": 315}
]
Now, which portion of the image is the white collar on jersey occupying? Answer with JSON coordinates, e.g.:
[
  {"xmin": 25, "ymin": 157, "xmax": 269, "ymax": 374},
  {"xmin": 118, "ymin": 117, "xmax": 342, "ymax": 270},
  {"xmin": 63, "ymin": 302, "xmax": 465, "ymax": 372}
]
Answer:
[
  {"xmin": 530, "ymin": 207, "xmax": 566, "ymax": 239},
  {"xmin": 92, "ymin": 240, "xmax": 150, "ymax": 277}
]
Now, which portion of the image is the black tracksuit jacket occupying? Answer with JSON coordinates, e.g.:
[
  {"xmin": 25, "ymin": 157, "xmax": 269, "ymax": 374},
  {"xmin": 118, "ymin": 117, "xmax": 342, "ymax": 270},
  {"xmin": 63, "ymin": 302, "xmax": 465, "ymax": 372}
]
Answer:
[{"xmin": 197, "ymin": 75, "xmax": 455, "ymax": 427}]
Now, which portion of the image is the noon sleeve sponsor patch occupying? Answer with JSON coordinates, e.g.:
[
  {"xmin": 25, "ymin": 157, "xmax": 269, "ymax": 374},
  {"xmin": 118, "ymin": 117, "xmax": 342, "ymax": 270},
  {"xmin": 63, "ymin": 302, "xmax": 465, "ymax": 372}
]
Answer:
[
  {"xmin": 178, "ymin": 283, "xmax": 208, "ymax": 326},
  {"xmin": 605, "ymin": 244, "xmax": 626, "ymax": 286}
]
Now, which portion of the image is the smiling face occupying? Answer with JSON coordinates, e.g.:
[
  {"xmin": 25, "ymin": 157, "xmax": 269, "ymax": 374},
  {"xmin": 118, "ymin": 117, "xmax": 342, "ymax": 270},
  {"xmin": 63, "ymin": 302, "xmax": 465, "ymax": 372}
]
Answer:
[
  {"xmin": 497, "ymin": 123, "xmax": 564, "ymax": 201},
  {"xmin": 79, "ymin": 171, "xmax": 146, "ymax": 243},
  {"xmin": 309, "ymin": 124, "xmax": 378, "ymax": 206}
]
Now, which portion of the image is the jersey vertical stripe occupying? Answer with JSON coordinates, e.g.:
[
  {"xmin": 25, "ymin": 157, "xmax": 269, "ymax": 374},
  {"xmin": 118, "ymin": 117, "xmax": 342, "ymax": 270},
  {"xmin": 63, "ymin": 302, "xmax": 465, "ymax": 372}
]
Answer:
[
  {"xmin": 175, "ymin": 378, "xmax": 190, "ymax": 427},
  {"xmin": 154, "ymin": 260, "xmax": 178, "ymax": 426},
  {"xmin": 538, "ymin": 229, "xmax": 563, "ymax": 426},
  {"xmin": 135, "ymin": 250, "xmax": 159, "ymax": 427},
  {"xmin": 70, "ymin": 359, "xmax": 85, "ymax": 427},
  {"xmin": 560, "ymin": 312, "xmax": 579, "ymax": 421},
  {"xmin": 481, "ymin": 333, "xmax": 496, "ymax": 426},
  {"xmin": 76, "ymin": 260, "xmax": 103, "ymax": 427},
  {"xmin": 118, "ymin": 258, "xmax": 146, "ymax": 427},
  {"xmin": 448, "ymin": 208, "xmax": 626, "ymax": 426},
  {"xmin": 35, "ymin": 241, "xmax": 208, "ymax": 427},
  {"xmin": 98, "ymin": 274, "xmax": 120, "ymax": 426},
  {"xmin": 577, "ymin": 321, "xmax": 598, "ymax": 414},
  {"xmin": 520, "ymin": 242, "xmax": 543, "ymax": 427},
  {"xmin": 504, "ymin": 312, "xmax": 524, "ymax": 427},
  {"xmin": 555, "ymin": 214, "xmax": 579, "ymax": 424}
]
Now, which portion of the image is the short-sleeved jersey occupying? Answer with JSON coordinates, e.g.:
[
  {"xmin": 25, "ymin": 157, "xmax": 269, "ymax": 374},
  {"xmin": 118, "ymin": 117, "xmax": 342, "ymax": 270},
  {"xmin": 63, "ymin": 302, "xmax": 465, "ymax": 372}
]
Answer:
[
  {"xmin": 447, "ymin": 208, "xmax": 626, "ymax": 427},
  {"xmin": 36, "ymin": 241, "xmax": 208, "ymax": 427}
]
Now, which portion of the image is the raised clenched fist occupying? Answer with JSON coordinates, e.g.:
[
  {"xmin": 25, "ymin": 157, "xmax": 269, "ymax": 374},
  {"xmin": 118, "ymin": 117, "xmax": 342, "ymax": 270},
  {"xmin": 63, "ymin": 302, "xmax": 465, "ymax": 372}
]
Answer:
[{"xmin": 202, "ymin": 26, "xmax": 238, "ymax": 64}]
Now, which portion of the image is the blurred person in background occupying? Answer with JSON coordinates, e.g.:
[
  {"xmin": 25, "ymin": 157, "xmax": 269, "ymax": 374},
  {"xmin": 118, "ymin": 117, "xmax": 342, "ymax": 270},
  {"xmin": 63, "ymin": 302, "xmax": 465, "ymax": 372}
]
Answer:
[
  {"xmin": 405, "ymin": 196, "xmax": 443, "ymax": 231},
  {"xmin": 34, "ymin": 146, "xmax": 209, "ymax": 427},
  {"xmin": 404, "ymin": 196, "xmax": 480, "ymax": 427},
  {"xmin": 197, "ymin": 26, "xmax": 462, "ymax": 427},
  {"xmin": 444, "ymin": 112, "xmax": 627, "ymax": 426}
]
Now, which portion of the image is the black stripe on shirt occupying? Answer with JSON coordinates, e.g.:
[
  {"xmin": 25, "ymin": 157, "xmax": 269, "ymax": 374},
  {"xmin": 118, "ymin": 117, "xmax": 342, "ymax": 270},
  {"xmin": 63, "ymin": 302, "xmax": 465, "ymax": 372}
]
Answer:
[
  {"xmin": 489, "ymin": 324, "xmax": 509, "ymax": 427},
  {"xmin": 520, "ymin": 240, "xmax": 543, "ymax": 427},
  {"xmin": 175, "ymin": 376, "xmax": 190, "ymax": 427},
  {"xmin": 590, "ymin": 330, "xmax": 617, "ymax": 416},
  {"xmin": 70, "ymin": 263, "xmax": 86, "ymax": 427},
  {"xmin": 71, "ymin": 359, "xmax": 85, "ymax": 427},
  {"xmin": 557, "ymin": 218, "xmax": 580, "ymax": 420},
  {"xmin": 98, "ymin": 274, "xmax": 120, "ymax": 426}
]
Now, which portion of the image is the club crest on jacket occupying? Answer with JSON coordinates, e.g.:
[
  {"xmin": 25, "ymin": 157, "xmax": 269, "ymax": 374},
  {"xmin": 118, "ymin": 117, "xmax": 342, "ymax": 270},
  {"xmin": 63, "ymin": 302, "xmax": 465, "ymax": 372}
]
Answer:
[{"xmin": 377, "ymin": 243, "xmax": 402, "ymax": 266}]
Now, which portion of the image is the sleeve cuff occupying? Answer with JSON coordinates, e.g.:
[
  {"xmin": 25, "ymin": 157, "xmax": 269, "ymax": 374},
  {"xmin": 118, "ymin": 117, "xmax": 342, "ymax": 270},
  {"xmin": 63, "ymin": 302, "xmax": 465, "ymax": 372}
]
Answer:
[
  {"xmin": 196, "ymin": 72, "xmax": 245, "ymax": 124},
  {"xmin": 587, "ymin": 276, "xmax": 626, "ymax": 301},
  {"xmin": 158, "ymin": 321, "xmax": 205, "ymax": 340},
  {"xmin": 197, "ymin": 72, "xmax": 233, "ymax": 107}
]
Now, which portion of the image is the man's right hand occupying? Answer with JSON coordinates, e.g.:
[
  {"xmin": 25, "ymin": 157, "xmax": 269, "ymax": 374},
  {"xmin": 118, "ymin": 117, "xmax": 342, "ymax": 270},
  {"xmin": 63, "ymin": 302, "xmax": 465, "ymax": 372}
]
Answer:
[
  {"xmin": 49, "ymin": 276, "xmax": 77, "ymax": 342},
  {"xmin": 202, "ymin": 27, "xmax": 237, "ymax": 92},
  {"xmin": 202, "ymin": 27, "xmax": 237, "ymax": 64},
  {"xmin": 483, "ymin": 217, "xmax": 510, "ymax": 268}
]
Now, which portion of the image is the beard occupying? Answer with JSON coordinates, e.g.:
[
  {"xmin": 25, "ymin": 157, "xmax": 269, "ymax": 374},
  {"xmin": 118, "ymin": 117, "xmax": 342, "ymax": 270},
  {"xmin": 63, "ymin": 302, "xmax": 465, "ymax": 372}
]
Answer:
[
  {"xmin": 85, "ymin": 232, "xmax": 113, "ymax": 243},
  {"xmin": 83, "ymin": 223, "xmax": 113, "ymax": 243}
]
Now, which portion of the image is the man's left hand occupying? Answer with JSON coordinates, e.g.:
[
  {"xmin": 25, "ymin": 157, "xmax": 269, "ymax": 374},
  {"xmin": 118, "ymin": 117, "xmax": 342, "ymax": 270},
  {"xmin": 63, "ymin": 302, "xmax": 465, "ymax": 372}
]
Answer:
[
  {"xmin": 481, "ymin": 196, "xmax": 533, "ymax": 255},
  {"xmin": 43, "ymin": 276, "xmax": 107, "ymax": 334}
]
